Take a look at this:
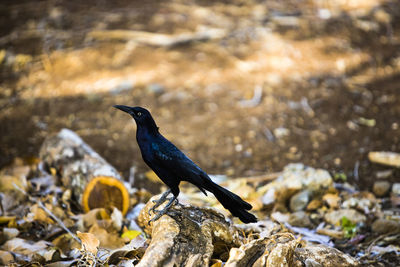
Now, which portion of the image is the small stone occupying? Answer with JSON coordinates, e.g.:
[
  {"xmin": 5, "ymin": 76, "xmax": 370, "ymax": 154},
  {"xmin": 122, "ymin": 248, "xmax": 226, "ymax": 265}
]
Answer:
[
  {"xmin": 3, "ymin": 228, "xmax": 19, "ymax": 240},
  {"xmin": 307, "ymin": 199, "xmax": 323, "ymax": 211},
  {"xmin": 371, "ymin": 219, "xmax": 400, "ymax": 234},
  {"xmin": 372, "ymin": 181, "xmax": 391, "ymax": 197},
  {"xmin": 325, "ymin": 209, "xmax": 366, "ymax": 225},
  {"xmin": 271, "ymin": 212, "xmax": 290, "ymax": 224},
  {"xmin": 290, "ymin": 190, "xmax": 310, "ymax": 212},
  {"xmin": 322, "ymin": 193, "xmax": 341, "ymax": 209},
  {"xmin": 288, "ymin": 211, "xmax": 313, "ymax": 228},
  {"xmin": 392, "ymin": 183, "xmax": 400, "ymax": 195},
  {"xmin": 273, "ymin": 127, "xmax": 290, "ymax": 138},
  {"xmin": 261, "ymin": 188, "xmax": 276, "ymax": 206}
]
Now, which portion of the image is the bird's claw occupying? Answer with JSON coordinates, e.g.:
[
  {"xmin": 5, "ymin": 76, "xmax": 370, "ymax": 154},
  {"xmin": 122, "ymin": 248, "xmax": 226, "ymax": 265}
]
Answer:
[{"xmin": 147, "ymin": 195, "xmax": 178, "ymax": 225}]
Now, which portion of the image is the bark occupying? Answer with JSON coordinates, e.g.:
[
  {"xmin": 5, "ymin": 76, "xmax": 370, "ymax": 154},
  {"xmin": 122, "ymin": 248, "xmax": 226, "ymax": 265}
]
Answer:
[{"xmin": 39, "ymin": 128, "xmax": 129, "ymax": 214}]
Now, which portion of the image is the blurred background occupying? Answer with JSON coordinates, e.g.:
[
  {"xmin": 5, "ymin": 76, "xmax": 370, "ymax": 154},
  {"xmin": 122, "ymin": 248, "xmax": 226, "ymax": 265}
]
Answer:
[{"xmin": 1, "ymin": 0, "xmax": 399, "ymax": 190}]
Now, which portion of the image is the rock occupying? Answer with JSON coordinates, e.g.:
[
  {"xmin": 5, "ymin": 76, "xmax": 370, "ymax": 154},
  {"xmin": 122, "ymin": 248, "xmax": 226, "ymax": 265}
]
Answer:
[
  {"xmin": 225, "ymin": 237, "xmax": 268, "ymax": 267},
  {"xmin": 226, "ymin": 234, "xmax": 299, "ymax": 267},
  {"xmin": 260, "ymin": 164, "xmax": 333, "ymax": 206},
  {"xmin": 341, "ymin": 193, "xmax": 377, "ymax": 214},
  {"xmin": 265, "ymin": 240, "xmax": 298, "ymax": 266},
  {"xmin": 284, "ymin": 164, "xmax": 333, "ymax": 192},
  {"xmin": 323, "ymin": 193, "xmax": 341, "ymax": 209},
  {"xmin": 261, "ymin": 188, "xmax": 276, "ymax": 206},
  {"xmin": 288, "ymin": 211, "xmax": 313, "ymax": 228},
  {"xmin": 137, "ymin": 195, "xmax": 240, "ymax": 267},
  {"xmin": 371, "ymin": 219, "xmax": 400, "ymax": 234},
  {"xmin": 290, "ymin": 190, "xmax": 310, "ymax": 211},
  {"xmin": 392, "ymin": 183, "xmax": 400, "ymax": 195},
  {"xmin": 368, "ymin": 151, "xmax": 400, "ymax": 167},
  {"xmin": 294, "ymin": 244, "xmax": 359, "ymax": 267},
  {"xmin": 372, "ymin": 181, "xmax": 391, "ymax": 197},
  {"xmin": 307, "ymin": 199, "xmax": 323, "ymax": 211},
  {"xmin": 273, "ymin": 127, "xmax": 290, "ymax": 138},
  {"xmin": 375, "ymin": 170, "xmax": 393, "ymax": 179},
  {"xmin": 2, "ymin": 228, "xmax": 19, "ymax": 240},
  {"xmin": 325, "ymin": 209, "xmax": 366, "ymax": 225},
  {"xmin": 271, "ymin": 212, "xmax": 290, "ymax": 224}
]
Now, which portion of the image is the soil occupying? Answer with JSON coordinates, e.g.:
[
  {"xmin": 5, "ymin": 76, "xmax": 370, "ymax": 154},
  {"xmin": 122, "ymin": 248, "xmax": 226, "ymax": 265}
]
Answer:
[{"xmin": 1, "ymin": 0, "xmax": 400, "ymax": 191}]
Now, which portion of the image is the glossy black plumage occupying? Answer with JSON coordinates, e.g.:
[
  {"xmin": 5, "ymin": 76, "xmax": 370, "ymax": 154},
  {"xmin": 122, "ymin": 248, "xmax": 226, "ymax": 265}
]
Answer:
[{"xmin": 114, "ymin": 105, "xmax": 257, "ymax": 223}]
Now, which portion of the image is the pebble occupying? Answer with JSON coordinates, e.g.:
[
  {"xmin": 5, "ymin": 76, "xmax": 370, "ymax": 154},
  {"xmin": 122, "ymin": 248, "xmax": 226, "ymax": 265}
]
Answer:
[
  {"xmin": 290, "ymin": 190, "xmax": 310, "ymax": 212},
  {"xmin": 322, "ymin": 193, "xmax": 341, "ymax": 209},
  {"xmin": 371, "ymin": 219, "xmax": 400, "ymax": 234},
  {"xmin": 324, "ymin": 209, "xmax": 366, "ymax": 225},
  {"xmin": 271, "ymin": 212, "xmax": 290, "ymax": 224},
  {"xmin": 372, "ymin": 181, "xmax": 391, "ymax": 197},
  {"xmin": 288, "ymin": 211, "xmax": 313, "ymax": 228},
  {"xmin": 307, "ymin": 199, "xmax": 323, "ymax": 211},
  {"xmin": 392, "ymin": 183, "xmax": 400, "ymax": 195}
]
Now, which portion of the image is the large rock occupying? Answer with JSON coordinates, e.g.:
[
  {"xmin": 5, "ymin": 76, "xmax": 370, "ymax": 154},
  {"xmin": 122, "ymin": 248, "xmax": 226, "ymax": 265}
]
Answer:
[
  {"xmin": 371, "ymin": 219, "xmax": 400, "ymax": 234},
  {"xmin": 261, "ymin": 164, "xmax": 333, "ymax": 206},
  {"xmin": 325, "ymin": 209, "xmax": 366, "ymax": 225},
  {"xmin": 288, "ymin": 211, "xmax": 313, "ymax": 228},
  {"xmin": 294, "ymin": 244, "xmax": 359, "ymax": 267}
]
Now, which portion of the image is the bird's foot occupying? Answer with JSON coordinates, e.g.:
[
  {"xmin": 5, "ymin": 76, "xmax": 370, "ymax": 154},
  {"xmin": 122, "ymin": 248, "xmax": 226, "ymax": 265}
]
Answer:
[
  {"xmin": 148, "ymin": 189, "xmax": 171, "ymax": 216},
  {"xmin": 148, "ymin": 195, "xmax": 178, "ymax": 225}
]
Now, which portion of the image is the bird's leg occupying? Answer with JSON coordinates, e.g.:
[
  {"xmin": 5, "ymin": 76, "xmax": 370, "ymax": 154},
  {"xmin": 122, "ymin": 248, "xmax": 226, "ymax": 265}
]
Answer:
[
  {"xmin": 149, "ymin": 194, "xmax": 178, "ymax": 223},
  {"xmin": 148, "ymin": 189, "xmax": 171, "ymax": 215}
]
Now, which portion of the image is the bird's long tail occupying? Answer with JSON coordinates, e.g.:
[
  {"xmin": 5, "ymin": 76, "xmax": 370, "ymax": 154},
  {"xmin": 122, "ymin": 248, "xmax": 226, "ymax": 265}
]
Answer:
[{"xmin": 201, "ymin": 175, "xmax": 257, "ymax": 223}]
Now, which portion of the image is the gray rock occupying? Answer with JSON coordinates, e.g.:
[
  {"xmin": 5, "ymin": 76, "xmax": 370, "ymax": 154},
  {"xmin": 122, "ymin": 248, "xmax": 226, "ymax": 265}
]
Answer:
[
  {"xmin": 392, "ymin": 183, "xmax": 400, "ymax": 195},
  {"xmin": 260, "ymin": 164, "xmax": 333, "ymax": 206},
  {"xmin": 289, "ymin": 211, "xmax": 313, "ymax": 228},
  {"xmin": 290, "ymin": 190, "xmax": 310, "ymax": 211},
  {"xmin": 371, "ymin": 219, "xmax": 400, "ymax": 234},
  {"xmin": 325, "ymin": 209, "xmax": 366, "ymax": 225},
  {"xmin": 295, "ymin": 244, "xmax": 360, "ymax": 267},
  {"xmin": 372, "ymin": 181, "xmax": 391, "ymax": 197}
]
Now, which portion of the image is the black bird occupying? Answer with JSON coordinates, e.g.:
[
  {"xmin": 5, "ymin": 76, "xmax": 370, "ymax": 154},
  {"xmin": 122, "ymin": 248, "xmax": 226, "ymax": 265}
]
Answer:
[{"xmin": 114, "ymin": 105, "xmax": 257, "ymax": 223}]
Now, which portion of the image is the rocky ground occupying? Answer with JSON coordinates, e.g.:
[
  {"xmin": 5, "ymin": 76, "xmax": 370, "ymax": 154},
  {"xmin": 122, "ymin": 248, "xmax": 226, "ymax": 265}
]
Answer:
[
  {"xmin": 1, "ymin": 0, "xmax": 400, "ymax": 266},
  {"xmin": 0, "ymin": 131, "xmax": 399, "ymax": 266}
]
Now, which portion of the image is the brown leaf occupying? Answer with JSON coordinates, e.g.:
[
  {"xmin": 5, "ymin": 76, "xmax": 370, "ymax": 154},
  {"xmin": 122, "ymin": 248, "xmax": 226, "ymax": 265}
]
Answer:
[
  {"xmin": 77, "ymin": 231, "xmax": 100, "ymax": 255},
  {"xmin": 88, "ymin": 223, "xmax": 125, "ymax": 249}
]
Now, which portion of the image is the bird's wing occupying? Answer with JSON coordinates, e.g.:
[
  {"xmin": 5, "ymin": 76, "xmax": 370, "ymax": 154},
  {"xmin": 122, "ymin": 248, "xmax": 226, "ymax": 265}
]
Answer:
[
  {"xmin": 151, "ymin": 139, "xmax": 202, "ymax": 174},
  {"xmin": 150, "ymin": 137, "xmax": 211, "ymax": 191}
]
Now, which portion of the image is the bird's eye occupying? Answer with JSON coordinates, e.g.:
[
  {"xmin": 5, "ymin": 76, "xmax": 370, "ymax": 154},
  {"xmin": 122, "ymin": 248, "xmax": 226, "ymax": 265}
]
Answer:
[{"xmin": 137, "ymin": 112, "xmax": 142, "ymax": 116}]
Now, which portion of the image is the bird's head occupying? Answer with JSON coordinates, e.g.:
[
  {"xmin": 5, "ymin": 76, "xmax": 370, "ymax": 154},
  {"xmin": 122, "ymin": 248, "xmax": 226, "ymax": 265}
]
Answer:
[{"xmin": 113, "ymin": 105, "xmax": 158, "ymax": 131}]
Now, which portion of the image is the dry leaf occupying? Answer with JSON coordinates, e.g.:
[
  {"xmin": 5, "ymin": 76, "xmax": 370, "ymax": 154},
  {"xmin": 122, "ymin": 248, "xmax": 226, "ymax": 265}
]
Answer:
[
  {"xmin": 77, "ymin": 231, "xmax": 100, "ymax": 255},
  {"xmin": 0, "ymin": 250, "xmax": 14, "ymax": 265},
  {"xmin": 28, "ymin": 204, "xmax": 54, "ymax": 224},
  {"xmin": 121, "ymin": 230, "xmax": 142, "ymax": 240},
  {"xmin": 3, "ymin": 238, "xmax": 50, "ymax": 255},
  {"xmin": 88, "ymin": 223, "xmax": 125, "ymax": 249}
]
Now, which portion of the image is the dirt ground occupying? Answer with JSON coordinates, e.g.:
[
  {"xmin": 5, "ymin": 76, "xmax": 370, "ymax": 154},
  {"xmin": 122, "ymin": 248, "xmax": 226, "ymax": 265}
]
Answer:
[{"xmin": 1, "ymin": 0, "xmax": 400, "ymax": 191}]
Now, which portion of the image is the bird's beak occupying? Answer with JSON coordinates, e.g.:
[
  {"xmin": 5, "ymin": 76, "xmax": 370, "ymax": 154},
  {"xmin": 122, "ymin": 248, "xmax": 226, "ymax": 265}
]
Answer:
[{"xmin": 113, "ymin": 105, "xmax": 133, "ymax": 114}]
